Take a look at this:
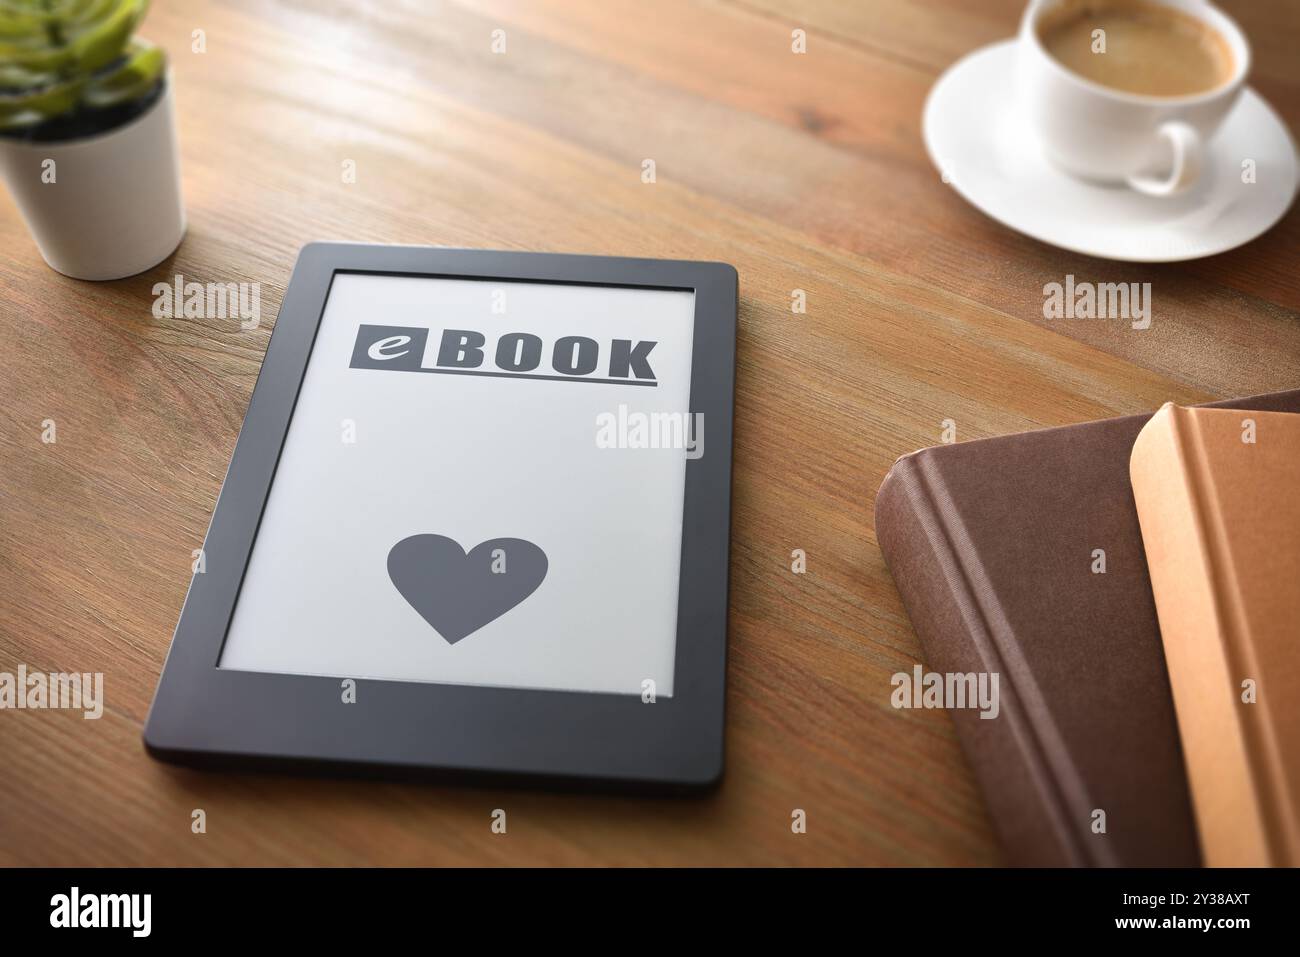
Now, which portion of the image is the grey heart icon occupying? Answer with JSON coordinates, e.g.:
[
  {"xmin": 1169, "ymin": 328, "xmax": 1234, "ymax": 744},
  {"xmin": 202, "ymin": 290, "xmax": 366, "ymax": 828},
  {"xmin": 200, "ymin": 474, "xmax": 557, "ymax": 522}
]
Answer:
[{"xmin": 387, "ymin": 534, "xmax": 548, "ymax": 644}]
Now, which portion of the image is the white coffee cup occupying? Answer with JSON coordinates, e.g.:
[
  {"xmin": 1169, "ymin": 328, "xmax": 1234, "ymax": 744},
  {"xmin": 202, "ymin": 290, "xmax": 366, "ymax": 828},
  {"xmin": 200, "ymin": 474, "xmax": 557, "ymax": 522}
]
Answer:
[{"xmin": 1018, "ymin": 0, "xmax": 1250, "ymax": 196}]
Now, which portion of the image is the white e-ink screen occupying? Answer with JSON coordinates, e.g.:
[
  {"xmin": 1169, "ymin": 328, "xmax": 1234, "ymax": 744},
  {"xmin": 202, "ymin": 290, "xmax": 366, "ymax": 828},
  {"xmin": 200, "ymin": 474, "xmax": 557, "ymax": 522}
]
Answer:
[{"xmin": 218, "ymin": 273, "xmax": 695, "ymax": 697}]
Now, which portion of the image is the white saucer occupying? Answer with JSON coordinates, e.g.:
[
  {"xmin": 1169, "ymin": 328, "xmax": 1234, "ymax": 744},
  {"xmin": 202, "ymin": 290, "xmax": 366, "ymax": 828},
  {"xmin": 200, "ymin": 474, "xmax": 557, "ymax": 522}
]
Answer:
[{"xmin": 923, "ymin": 40, "xmax": 1299, "ymax": 262}]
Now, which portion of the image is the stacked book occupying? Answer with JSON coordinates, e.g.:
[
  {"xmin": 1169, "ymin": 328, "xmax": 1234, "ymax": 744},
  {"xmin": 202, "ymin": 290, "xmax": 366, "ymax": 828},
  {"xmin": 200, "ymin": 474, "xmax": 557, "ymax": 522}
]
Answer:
[{"xmin": 876, "ymin": 390, "xmax": 1300, "ymax": 866}]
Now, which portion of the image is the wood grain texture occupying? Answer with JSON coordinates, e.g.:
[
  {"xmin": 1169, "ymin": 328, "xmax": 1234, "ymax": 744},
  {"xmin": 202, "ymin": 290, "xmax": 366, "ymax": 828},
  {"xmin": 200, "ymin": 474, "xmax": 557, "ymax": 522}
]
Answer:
[{"xmin": 0, "ymin": 0, "xmax": 1296, "ymax": 866}]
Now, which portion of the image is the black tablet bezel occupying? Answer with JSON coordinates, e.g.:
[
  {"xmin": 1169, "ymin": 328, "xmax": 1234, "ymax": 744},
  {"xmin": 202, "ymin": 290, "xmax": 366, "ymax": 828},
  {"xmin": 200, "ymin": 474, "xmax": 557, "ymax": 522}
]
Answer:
[{"xmin": 143, "ymin": 243, "xmax": 736, "ymax": 792}]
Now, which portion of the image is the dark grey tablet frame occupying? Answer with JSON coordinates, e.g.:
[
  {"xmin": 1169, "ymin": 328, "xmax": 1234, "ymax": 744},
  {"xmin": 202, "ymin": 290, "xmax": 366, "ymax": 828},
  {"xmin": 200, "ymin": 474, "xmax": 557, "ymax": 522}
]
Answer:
[{"xmin": 144, "ymin": 243, "xmax": 736, "ymax": 792}]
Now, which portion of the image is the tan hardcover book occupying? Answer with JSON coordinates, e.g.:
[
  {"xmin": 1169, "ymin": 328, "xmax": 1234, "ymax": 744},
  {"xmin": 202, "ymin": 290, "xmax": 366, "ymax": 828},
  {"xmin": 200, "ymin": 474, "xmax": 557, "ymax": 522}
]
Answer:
[{"xmin": 1130, "ymin": 404, "xmax": 1300, "ymax": 867}]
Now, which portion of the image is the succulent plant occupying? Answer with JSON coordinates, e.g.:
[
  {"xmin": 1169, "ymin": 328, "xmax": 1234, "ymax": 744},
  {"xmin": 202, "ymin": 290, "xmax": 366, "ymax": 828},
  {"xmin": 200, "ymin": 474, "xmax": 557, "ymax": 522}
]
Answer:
[{"xmin": 0, "ymin": 0, "xmax": 165, "ymax": 132}]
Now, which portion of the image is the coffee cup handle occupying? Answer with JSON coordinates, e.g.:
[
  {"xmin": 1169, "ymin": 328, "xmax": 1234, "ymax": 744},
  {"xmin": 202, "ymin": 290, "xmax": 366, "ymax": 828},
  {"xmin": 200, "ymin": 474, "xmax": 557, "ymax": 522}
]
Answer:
[{"xmin": 1127, "ymin": 121, "xmax": 1203, "ymax": 197}]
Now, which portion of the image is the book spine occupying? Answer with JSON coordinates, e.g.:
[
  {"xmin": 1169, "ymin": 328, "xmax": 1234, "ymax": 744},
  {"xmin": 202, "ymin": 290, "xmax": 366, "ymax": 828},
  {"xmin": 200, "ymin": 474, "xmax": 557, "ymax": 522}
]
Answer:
[
  {"xmin": 875, "ymin": 452, "xmax": 1096, "ymax": 866},
  {"xmin": 1130, "ymin": 405, "xmax": 1274, "ymax": 866}
]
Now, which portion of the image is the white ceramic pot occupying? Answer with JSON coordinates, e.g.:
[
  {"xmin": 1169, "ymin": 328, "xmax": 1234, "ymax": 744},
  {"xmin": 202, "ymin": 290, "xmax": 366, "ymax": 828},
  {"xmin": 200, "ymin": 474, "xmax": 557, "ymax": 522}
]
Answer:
[{"xmin": 0, "ymin": 79, "xmax": 185, "ymax": 281}]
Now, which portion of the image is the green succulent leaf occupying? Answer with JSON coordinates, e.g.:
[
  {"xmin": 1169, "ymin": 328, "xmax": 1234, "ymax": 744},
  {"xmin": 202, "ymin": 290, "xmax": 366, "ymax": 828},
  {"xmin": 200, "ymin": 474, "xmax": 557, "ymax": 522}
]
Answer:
[
  {"xmin": 82, "ymin": 37, "xmax": 161, "ymax": 108},
  {"xmin": 0, "ymin": 74, "xmax": 83, "ymax": 129},
  {"xmin": 0, "ymin": 0, "xmax": 164, "ymax": 129},
  {"xmin": 68, "ymin": 0, "xmax": 145, "ymax": 74},
  {"xmin": 0, "ymin": 61, "xmax": 59, "ymax": 89}
]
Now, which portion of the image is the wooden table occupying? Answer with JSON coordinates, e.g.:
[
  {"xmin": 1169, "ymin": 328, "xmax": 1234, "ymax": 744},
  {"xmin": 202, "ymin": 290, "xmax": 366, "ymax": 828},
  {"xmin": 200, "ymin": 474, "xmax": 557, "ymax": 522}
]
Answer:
[{"xmin": 1, "ymin": 0, "xmax": 1297, "ymax": 866}]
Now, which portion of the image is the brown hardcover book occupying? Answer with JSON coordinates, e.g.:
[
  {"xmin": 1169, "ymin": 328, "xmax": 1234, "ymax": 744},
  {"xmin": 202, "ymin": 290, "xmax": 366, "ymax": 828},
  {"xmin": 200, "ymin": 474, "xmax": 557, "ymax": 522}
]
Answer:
[
  {"xmin": 874, "ymin": 390, "xmax": 1300, "ymax": 866},
  {"xmin": 1130, "ymin": 404, "xmax": 1300, "ymax": 867}
]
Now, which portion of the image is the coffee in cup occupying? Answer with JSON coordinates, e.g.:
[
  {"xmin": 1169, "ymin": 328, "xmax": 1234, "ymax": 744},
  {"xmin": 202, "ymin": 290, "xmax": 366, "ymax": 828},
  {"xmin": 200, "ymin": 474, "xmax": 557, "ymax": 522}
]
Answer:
[{"xmin": 1037, "ymin": 0, "xmax": 1235, "ymax": 97}]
